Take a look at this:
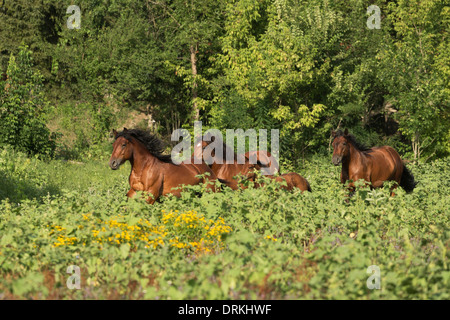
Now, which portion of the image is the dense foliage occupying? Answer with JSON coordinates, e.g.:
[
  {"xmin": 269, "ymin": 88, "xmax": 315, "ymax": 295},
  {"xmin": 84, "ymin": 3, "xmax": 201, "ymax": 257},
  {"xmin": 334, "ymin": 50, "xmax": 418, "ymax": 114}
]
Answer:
[
  {"xmin": 0, "ymin": 147, "xmax": 448, "ymax": 299},
  {"xmin": 0, "ymin": 0, "xmax": 448, "ymax": 162},
  {"xmin": 0, "ymin": 0, "xmax": 448, "ymax": 301},
  {"xmin": 0, "ymin": 46, "xmax": 55, "ymax": 156}
]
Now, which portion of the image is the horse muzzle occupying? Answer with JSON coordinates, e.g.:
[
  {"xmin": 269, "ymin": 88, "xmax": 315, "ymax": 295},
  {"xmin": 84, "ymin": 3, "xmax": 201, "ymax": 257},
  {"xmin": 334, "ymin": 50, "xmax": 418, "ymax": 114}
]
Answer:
[
  {"xmin": 109, "ymin": 159, "xmax": 121, "ymax": 170},
  {"xmin": 332, "ymin": 155, "xmax": 343, "ymax": 166}
]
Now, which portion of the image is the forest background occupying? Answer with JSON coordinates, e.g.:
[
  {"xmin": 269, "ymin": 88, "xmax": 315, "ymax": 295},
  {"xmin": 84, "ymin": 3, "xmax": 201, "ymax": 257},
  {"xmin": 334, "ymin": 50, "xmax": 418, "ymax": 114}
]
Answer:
[{"xmin": 0, "ymin": 0, "xmax": 448, "ymax": 166}]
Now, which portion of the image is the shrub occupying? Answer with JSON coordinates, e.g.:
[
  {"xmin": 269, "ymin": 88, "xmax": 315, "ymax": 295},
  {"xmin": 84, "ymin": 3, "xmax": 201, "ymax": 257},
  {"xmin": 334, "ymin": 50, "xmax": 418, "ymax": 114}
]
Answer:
[{"xmin": 0, "ymin": 45, "xmax": 55, "ymax": 157}]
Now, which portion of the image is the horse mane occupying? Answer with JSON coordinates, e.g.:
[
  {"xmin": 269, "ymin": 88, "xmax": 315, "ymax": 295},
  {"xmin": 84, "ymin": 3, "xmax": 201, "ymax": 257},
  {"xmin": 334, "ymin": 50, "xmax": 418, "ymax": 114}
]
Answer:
[
  {"xmin": 116, "ymin": 129, "xmax": 173, "ymax": 163},
  {"xmin": 334, "ymin": 130, "xmax": 371, "ymax": 152},
  {"xmin": 196, "ymin": 133, "xmax": 238, "ymax": 161}
]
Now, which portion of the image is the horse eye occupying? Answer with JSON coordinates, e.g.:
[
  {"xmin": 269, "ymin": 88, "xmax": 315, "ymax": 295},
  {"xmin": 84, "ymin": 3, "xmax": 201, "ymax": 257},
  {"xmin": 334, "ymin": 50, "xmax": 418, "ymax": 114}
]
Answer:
[{"xmin": 122, "ymin": 143, "xmax": 127, "ymax": 148}]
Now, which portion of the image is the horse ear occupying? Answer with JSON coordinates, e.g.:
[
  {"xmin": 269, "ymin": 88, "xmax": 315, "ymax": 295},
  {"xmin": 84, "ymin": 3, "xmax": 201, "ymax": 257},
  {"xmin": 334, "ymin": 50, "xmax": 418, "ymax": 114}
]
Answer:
[
  {"xmin": 258, "ymin": 159, "xmax": 270, "ymax": 167},
  {"xmin": 112, "ymin": 129, "xmax": 118, "ymax": 138},
  {"xmin": 344, "ymin": 128, "xmax": 349, "ymax": 136},
  {"xmin": 331, "ymin": 130, "xmax": 336, "ymax": 137},
  {"xmin": 123, "ymin": 127, "xmax": 128, "ymax": 132}
]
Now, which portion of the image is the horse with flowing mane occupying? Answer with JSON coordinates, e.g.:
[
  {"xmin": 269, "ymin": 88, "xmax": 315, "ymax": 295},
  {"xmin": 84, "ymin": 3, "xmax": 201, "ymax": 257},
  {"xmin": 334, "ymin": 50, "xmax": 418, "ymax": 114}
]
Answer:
[
  {"xmin": 193, "ymin": 134, "xmax": 266, "ymax": 190},
  {"xmin": 331, "ymin": 129, "xmax": 417, "ymax": 195},
  {"xmin": 194, "ymin": 133, "xmax": 311, "ymax": 192},
  {"xmin": 109, "ymin": 128, "xmax": 221, "ymax": 203}
]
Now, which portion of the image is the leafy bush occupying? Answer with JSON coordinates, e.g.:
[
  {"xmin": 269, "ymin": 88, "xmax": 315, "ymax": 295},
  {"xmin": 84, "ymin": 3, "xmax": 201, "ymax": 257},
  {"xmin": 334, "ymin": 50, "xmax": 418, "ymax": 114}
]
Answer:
[
  {"xmin": 0, "ymin": 46, "xmax": 55, "ymax": 157},
  {"xmin": 0, "ymin": 153, "xmax": 448, "ymax": 299},
  {"xmin": 49, "ymin": 102, "xmax": 117, "ymax": 160},
  {"xmin": 0, "ymin": 146, "xmax": 58, "ymax": 202}
]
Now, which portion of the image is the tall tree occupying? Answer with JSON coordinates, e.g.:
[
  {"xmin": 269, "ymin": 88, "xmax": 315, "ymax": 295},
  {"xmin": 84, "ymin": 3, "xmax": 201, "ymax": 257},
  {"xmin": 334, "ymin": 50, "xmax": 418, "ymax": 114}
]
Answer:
[
  {"xmin": 379, "ymin": 0, "xmax": 449, "ymax": 161},
  {"xmin": 149, "ymin": 0, "xmax": 225, "ymax": 123}
]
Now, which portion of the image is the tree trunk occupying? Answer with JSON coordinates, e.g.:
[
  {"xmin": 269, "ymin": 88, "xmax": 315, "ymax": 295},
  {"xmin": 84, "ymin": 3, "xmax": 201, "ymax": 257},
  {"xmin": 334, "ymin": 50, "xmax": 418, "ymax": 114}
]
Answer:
[
  {"xmin": 412, "ymin": 131, "xmax": 421, "ymax": 163},
  {"xmin": 190, "ymin": 43, "xmax": 199, "ymax": 122}
]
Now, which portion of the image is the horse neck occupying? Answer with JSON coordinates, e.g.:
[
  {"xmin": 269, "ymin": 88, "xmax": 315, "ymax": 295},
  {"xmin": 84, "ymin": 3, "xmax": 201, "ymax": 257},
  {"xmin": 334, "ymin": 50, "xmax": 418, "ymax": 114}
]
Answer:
[
  {"xmin": 210, "ymin": 155, "xmax": 249, "ymax": 177},
  {"xmin": 210, "ymin": 160, "xmax": 226, "ymax": 174},
  {"xmin": 342, "ymin": 143, "xmax": 364, "ymax": 171},
  {"xmin": 129, "ymin": 139, "xmax": 157, "ymax": 174},
  {"xmin": 208, "ymin": 145, "xmax": 235, "ymax": 172}
]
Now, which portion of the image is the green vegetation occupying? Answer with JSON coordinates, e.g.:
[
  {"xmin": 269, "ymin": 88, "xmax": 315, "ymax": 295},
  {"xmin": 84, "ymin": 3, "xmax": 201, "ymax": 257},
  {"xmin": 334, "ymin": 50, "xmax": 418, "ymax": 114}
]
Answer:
[
  {"xmin": 0, "ymin": 0, "xmax": 448, "ymax": 300},
  {"xmin": 0, "ymin": 0, "xmax": 448, "ymax": 162},
  {"xmin": 0, "ymin": 46, "xmax": 55, "ymax": 156},
  {"xmin": 0, "ymin": 148, "xmax": 448, "ymax": 299}
]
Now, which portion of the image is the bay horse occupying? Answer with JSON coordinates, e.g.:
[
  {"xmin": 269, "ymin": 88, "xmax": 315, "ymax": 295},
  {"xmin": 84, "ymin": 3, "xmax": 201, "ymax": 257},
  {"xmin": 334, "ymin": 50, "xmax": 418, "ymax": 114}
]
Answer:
[
  {"xmin": 109, "ymin": 128, "xmax": 221, "ymax": 204},
  {"xmin": 193, "ymin": 134, "xmax": 264, "ymax": 190},
  {"xmin": 252, "ymin": 172, "xmax": 312, "ymax": 192},
  {"xmin": 194, "ymin": 134, "xmax": 311, "ymax": 192},
  {"xmin": 331, "ymin": 129, "xmax": 417, "ymax": 195}
]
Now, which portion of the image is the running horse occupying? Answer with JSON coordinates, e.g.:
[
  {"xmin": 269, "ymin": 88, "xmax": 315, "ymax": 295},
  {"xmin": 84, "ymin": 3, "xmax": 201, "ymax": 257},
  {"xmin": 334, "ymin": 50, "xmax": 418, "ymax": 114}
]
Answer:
[
  {"xmin": 253, "ymin": 172, "xmax": 311, "ymax": 192},
  {"xmin": 193, "ymin": 134, "xmax": 265, "ymax": 190},
  {"xmin": 331, "ymin": 129, "xmax": 417, "ymax": 195},
  {"xmin": 194, "ymin": 134, "xmax": 311, "ymax": 192},
  {"xmin": 109, "ymin": 128, "xmax": 221, "ymax": 204}
]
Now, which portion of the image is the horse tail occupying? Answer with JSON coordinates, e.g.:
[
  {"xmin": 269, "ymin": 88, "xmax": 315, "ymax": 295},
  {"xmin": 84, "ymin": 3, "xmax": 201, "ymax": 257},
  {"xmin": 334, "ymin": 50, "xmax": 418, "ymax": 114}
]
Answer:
[
  {"xmin": 400, "ymin": 164, "xmax": 417, "ymax": 193},
  {"xmin": 292, "ymin": 173, "xmax": 311, "ymax": 192},
  {"xmin": 218, "ymin": 178, "xmax": 229, "ymax": 185},
  {"xmin": 306, "ymin": 179, "xmax": 312, "ymax": 192}
]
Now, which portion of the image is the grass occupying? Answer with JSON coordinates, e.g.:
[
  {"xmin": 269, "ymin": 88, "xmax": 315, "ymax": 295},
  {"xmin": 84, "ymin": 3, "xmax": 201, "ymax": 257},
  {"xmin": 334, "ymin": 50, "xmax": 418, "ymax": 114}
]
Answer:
[{"xmin": 0, "ymin": 146, "xmax": 449, "ymax": 299}]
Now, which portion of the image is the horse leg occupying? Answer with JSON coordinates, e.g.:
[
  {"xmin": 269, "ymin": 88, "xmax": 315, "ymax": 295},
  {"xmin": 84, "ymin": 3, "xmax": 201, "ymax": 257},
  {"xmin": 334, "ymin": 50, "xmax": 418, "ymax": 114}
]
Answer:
[
  {"xmin": 146, "ymin": 194, "xmax": 157, "ymax": 204},
  {"xmin": 372, "ymin": 179, "xmax": 400, "ymax": 196},
  {"xmin": 145, "ymin": 188, "xmax": 162, "ymax": 204},
  {"xmin": 203, "ymin": 178, "xmax": 217, "ymax": 192},
  {"xmin": 389, "ymin": 184, "xmax": 399, "ymax": 197},
  {"xmin": 344, "ymin": 182, "xmax": 355, "ymax": 202},
  {"xmin": 372, "ymin": 180, "xmax": 384, "ymax": 189},
  {"xmin": 144, "ymin": 183, "xmax": 163, "ymax": 204},
  {"xmin": 127, "ymin": 188, "xmax": 157, "ymax": 203},
  {"xmin": 126, "ymin": 189, "xmax": 136, "ymax": 198}
]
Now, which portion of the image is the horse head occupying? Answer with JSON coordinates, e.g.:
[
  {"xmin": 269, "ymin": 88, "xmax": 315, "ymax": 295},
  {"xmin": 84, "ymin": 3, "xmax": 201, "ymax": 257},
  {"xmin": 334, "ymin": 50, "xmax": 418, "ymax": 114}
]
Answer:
[
  {"xmin": 110, "ymin": 128, "xmax": 133, "ymax": 170},
  {"xmin": 331, "ymin": 129, "xmax": 350, "ymax": 166}
]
